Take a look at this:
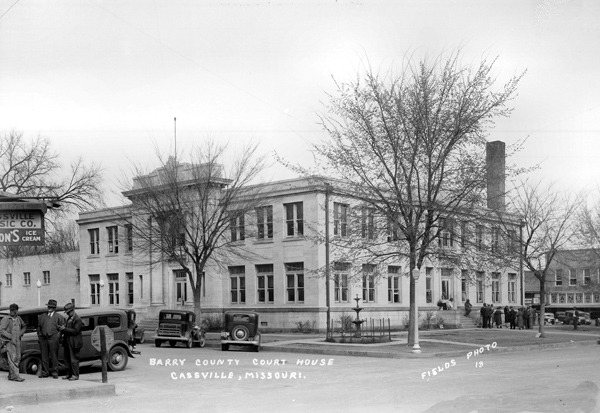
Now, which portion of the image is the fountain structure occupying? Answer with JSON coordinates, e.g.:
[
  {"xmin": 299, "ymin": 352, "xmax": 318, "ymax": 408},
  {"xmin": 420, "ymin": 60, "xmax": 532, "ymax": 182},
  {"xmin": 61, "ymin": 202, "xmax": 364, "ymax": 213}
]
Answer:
[{"xmin": 352, "ymin": 294, "xmax": 365, "ymax": 338}]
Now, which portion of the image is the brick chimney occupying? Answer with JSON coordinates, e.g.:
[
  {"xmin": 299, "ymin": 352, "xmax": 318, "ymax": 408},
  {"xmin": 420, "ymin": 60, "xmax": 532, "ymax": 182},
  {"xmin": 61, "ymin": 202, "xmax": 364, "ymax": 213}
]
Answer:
[{"xmin": 486, "ymin": 141, "xmax": 505, "ymax": 211}]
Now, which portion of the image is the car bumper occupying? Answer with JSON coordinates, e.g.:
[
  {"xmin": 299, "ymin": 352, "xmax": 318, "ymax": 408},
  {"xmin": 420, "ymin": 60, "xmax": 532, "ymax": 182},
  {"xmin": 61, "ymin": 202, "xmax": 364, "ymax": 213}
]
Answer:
[
  {"xmin": 220, "ymin": 339, "xmax": 260, "ymax": 346},
  {"xmin": 153, "ymin": 335, "xmax": 189, "ymax": 342}
]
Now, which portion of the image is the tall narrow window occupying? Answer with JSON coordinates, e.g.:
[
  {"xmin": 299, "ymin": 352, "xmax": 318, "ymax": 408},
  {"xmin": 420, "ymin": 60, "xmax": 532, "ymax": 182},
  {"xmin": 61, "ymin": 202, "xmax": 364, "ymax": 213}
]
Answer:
[
  {"xmin": 284, "ymin": 203, "xmax": 303, "ymax": 237},
  {"xmin": 126, "ymin": 273, "xmax": 134, "ymax": 305},
  {"xmin": 24, "ymin": 272, "xmax": 31, "ymax": 286},
  {"xmin": 508, "ymin": 273, "xmax": 516, "ymax": 303},
  {"xmin": 229, "ymin": 266, "xmax": 246, "ymax": 304},
  {"xmin": 569, "ymin": 269, "xmax": 577, "ymax": 286},
  {"xmin": 43, "ymin": 271, "xmax": 50, "ymax": 284},
  {"xmin": 361, "ymin": 207, "xmax": 375, "ymax": 240},
  {"xmin": 139, "ymin": 275, "xmax": 144, "ymax": 299},
  {"xmin": 230, "ymin": 212, "xmax": 245, "ymax": 242},
  {"xmin": 555, "ymin": 270, "xmax": 563, "ymax": 286},
  {"xmin": 387, "ymin": 215, "xmax": 400, "ymax": 242},
  {"xmin": 362, "ymin": 264, "xmax": 376, "ymax": 302},
  {"xmin": 425, "ymin": 267, "xmax": 433, "ymax": 303},
  {"xmin": 89, "ymin": 228, "xmax": 100, "ymax": 255},
  {"xmin": 491, "ymin": 227, "xmax": 499, "ymax": 253},
  {"xmin": 388, "ymin": 266, "xmax": 401, "ymax": 303},
  {"xmin": 439, "ymin": 218, "xmax": 454, "ymax": 248},
  {"xmin": 460, "ymin": 221, "xmax": 467, "ymax": 248},
  {"xmin": 475, "ymin": 225, "xmax": 483, "ymax": 251},
  {"xmin": 256, "ymin": 206, "xmax": 273, "ymax": 239},
  {"xmin": 334, "ymin": 262, "xmax": 350, "ymax": 303},
  {"xmin": 286, "ymin": 263, "xmax": 304, "ymax": 303},
  {"xmin": 107, "ymin": 226, "xmax": 119, "ymax": 253},
  {"xmin": 175, "ymin": 270, "xmax": 188, "ymax": 304},
  {"xmin": 491, "ymin": 272, "xmax": 500, "ymax": 303},
  {"xmin": 108, "ymin": 274, "xmax": 119, "ymax": 305},
  {"xmin": 441, "ymin": 268, "xmax": 452, "ymax": 299},
  {"xmin": 583, "ymin": 269, "xmax": 591, "ymax": 285},
  {"xmin": 507, "ymin": 229, "xmax": 517, "ymax": 254},
  {"xmin": 90, "ymin": 275, "xmax": 100, "ymax": 305},
  {"xmin": 256, "ymin": 264, "xmax": 274, "ymax": 303},
  {"xmin": 461, "ymin": 270, "xmax": 468, "ymax": 301},
  {"xmin": 5, "ymin": 273, "xmax": 12, "ymax": 287},
  {"xmin": 126, "ymin": 224, "xmax": 133, "ymax": 252},
  {"xmin": 334, "ymin": 203, "xmax": 348, "ymax": 237},
  {"xmin": 476, "ymin": 272, "xmax": 484, "ymax": 303}
]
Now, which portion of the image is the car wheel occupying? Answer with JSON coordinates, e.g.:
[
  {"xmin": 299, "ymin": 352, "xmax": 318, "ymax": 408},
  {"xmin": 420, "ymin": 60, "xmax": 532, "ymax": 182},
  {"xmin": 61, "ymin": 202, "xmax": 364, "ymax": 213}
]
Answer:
[
  {"xmin": 19, "ymin": 355, "xmax": 42, "ymax": 375},
  {"xmin": 199, "ymin": 334, "xmax": 206, "ymax": 348},
  {"xmin": 169, "ymin": 340, "xmax": 177, "ymax": 347},
  {"xmin": 221, "ymin": 344, "xmax": 229, "ymax": 351},
  {"xmin": 155, "ymin": 340, "xmax": 162, "ymax": 347},
  {"xmin": 231, "ymin": 325, "xmax": 250, "ymax": 341},
  {"xmin": 107, "ymin": 346, "xmax": 129, "ymax": 371},
  {"xmin": 186, "ymin": 336, "xmax": 193, "ymax": 349}
]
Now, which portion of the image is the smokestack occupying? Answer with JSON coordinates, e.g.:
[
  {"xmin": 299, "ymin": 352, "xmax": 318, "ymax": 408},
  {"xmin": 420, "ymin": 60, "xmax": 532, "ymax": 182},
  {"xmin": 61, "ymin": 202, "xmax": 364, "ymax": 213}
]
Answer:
[{"xmin": 486, "ymin": 141, "xmax": 505, "ymax": 211}]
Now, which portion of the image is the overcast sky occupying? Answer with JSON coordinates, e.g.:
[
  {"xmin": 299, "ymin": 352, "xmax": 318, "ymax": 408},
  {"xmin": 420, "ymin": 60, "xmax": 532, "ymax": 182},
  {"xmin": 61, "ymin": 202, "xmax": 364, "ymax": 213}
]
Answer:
[{"xmin": 1, "ymin": 0, "xmax": 599, "ymax": 207}]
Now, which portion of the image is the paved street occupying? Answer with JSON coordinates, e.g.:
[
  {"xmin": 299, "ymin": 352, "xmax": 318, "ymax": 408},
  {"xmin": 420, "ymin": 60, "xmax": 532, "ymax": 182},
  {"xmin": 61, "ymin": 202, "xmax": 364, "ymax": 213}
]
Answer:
[{"xmin": 10, "ymin": 342, "xmax": 598, "ymax": 413}]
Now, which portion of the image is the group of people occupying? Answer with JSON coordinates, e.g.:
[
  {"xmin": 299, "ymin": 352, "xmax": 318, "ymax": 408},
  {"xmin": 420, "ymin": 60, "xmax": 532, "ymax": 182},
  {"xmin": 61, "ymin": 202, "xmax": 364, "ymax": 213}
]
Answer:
[
  {"xmin": 473, "ymin": 302, "xmax": 538, "ymax": 329},
  {"xmin": 0, "ymin": 299, "xmax": 83, "ymax": 383}
]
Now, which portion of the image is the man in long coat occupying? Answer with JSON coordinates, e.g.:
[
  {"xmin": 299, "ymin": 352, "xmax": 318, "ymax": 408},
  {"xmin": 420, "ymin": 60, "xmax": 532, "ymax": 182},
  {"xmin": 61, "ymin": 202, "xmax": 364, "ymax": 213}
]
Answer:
[
  {"xmin": 480, "ymin": 303, "xmax": 488, "ymax": 328},
  {"xmin": 58, "ymin": 302, "xmax": 83, "ymax": 380},
  {"xmin": 0, "ymin": 303, "xmax": 27, "ymax": 382},
  {"xmin": 37, "ymin": 299, "xmax": 64, "ymax": 379}
]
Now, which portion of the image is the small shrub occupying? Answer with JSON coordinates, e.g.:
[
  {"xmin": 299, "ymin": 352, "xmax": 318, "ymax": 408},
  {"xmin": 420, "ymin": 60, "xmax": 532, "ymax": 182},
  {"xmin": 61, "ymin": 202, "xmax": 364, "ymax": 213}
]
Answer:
[
  {"xmin": 201, "ymin": 314, "xmax": 224, "ymax": 332},
  {"xmin": 403, "ymin": 314, "xmax": 410, "ymax": 330},
  {"xmin": 435, "ymin": 315, "xmax": 445, "ymax": 328},
  {"xmin": 421, "ymin": 311, "xmax": 437, "ymax": 329},
  {"xmin": 295, "ymin": 320, "xmax": 315, "ymax": 333},
  {"xmin": 338, "ymin": 312, "xmax": 354, "ymax": 333}
]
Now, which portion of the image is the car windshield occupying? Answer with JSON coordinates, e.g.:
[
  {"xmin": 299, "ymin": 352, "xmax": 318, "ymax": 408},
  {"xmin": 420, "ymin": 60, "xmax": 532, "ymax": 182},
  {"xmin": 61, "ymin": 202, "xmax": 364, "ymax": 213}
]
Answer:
[{"xmin": 162, "ymin": 313, "xmax": 184, "ymax": 320}]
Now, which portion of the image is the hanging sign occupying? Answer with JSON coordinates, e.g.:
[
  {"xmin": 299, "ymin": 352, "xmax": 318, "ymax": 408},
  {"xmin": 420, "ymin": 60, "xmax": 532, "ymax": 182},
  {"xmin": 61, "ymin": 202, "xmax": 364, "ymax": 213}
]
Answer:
[{"xmin": 0, "ymin": 204, "xmax": 46, "ymax": 246}]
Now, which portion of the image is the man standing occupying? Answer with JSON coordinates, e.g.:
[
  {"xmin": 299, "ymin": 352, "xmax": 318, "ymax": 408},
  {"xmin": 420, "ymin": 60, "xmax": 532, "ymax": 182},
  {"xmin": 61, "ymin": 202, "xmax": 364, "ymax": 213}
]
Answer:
[
  {"xmin": 573, "ymin": 307, "xmax": 580, "ymax": 330},
  {"xmin": 37, "ymin": 299, "xmax": 64, "ymax": 379},
  {"xmin": 0, "ymin": 304, "xmax": 27, "ymax": 382},
  {"xmin": 58, "ymin": 302, "xmax": 83, "ymax": 380},
  {"xmin": 480, "ymin": 303, "xmax": 488, "ymax": 328}
]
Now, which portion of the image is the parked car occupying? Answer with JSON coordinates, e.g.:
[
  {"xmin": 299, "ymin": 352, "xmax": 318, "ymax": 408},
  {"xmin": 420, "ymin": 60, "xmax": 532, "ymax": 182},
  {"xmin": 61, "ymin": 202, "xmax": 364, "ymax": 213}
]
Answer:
[
  {"xmin": 563, "ymin": 310, "xmax": 592, "ymax": 325},
  {"xmin": 543, "ymin": 313, "xmax": 555, "ymax": 325},
  {"xmin": 0, "ymin": 307, "xmax": 135, "ymax": 375},
  {"xmin": 152, "ymin": 310, "xmax": 206, "ymax": 348},
  {"xmin": 220, "ymin": 311, "xmax": 261, "ymax": 352},
  {"xmin": 555, "ymin": 311, "xmax": 566, "ymax": 323}
]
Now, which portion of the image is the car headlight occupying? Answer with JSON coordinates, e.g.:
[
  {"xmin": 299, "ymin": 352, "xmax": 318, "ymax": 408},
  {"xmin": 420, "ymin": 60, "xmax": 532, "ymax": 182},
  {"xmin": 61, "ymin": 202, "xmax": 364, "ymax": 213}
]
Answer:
[{"xmin": 220, "ymin": 332, "xmax": 229, "ymax": 339}]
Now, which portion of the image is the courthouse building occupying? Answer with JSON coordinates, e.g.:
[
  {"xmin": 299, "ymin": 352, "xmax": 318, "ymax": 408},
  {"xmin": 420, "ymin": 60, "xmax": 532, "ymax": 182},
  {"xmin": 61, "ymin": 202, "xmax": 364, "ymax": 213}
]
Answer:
[{"xmin": 74, "ymin": 141, "xmax": 523, "ymax": 330}]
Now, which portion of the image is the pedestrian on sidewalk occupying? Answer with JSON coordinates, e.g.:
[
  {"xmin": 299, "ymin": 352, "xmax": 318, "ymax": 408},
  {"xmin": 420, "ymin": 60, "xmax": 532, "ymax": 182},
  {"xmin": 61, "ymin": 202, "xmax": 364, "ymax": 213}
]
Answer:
[
  {"xmin": 480, "ymin": 303, "xmax": 488, "ymax": 328},
  {"xmin": 494, "ymin": 307, "xmax": 503, "ymax": 328},
  {"xmin": 504, "ymin": 306, "xmax": 510, "ymax": 328},
  {"xmin": 37, "ymin": 299, "xmax": 65, "ymax": 379},
  {"xmin": 0, "ymin": 303, "xmax": 27, "ymax": 382},
  {"xmin": 464, "ymin": 299, "xmax": 472, "ymax": 317},
  {"xmin": 517, "ymin": 308, "xmax": 524, "ymax": 330},
  {"xmin": 485, "ymin": 304, "xmax": 494, "ymax": 328},
  {"xmin": 58, "ymin": 302, "xmax": 83, "ymax": 381},
  {"xmin": 573, "ymin": 307, "xmax": 579, "ymax": 330},
  {"xmin": 509, "ymin": 307, "xmax": 516, "ymax": 329},
  {"xmin": 524, "ymin": 306, "xmax": 531, "ymax": 329},
  {"xmin": 529, "ymin": 307, "xmax": 536, "ymax": 328}
]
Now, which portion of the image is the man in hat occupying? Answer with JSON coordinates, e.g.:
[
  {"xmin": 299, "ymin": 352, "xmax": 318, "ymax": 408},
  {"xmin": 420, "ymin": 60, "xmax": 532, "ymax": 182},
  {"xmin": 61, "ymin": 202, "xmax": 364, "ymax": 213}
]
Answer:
[
  {"xmin": 58, "ymin": 302, "xmax": 82, "ymax": 380},
  {"xmin": 0, "ymin": 304, "xmax": 27, "ymax": 382},
  {"xmin": 37, "ymin": 299, "xmax": 64, "ymax": 378}
]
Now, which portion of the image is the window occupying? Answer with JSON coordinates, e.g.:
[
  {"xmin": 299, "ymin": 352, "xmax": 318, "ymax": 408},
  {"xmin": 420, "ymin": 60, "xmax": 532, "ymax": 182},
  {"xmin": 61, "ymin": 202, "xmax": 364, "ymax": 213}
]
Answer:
[
  {"xmin": 551, "ymin": 293, "xmax": 557, "ymax": 304},
  {"xmin": 569, "ymin": 269, "xmax": 576, "ymax": 286},
  {"xmin": 89, "ymin": 228, "xmax": 100, "ymax": 255},
  {"xmin": 461, "ymin": 270, "xmax": 468, "ymax": 301},
  {"xmin": 585, "ymin": 293, "xmax": 591, "ymax": 303},
  {"xmin": 584, "ymin": 269, "xmax": 591, "ymax": 285},
  {"xmin": 90, "ymin": 275, "xmax": 100, "ymax": 305},
  {"xmin": 491, "ymin": 273, "xmax": 500, "ymax": 303},
  {"xmin": 256, "ymin": 206, "xmax": 273, "ymax": 239},
  {"xmin": 229, "ymin": 266, "xmax": 246, "ymax": 304},
  {"xmin": 5, "ymin": 273, "xmax": 12, "ymax": 287},
  {"xmin": 334, "ymin": 203, "xmax": 348, "ymax": 237},
  {"xmin": 334, "ymin": 262, "xmax": 350, "ymax": 303},
  {"xmin": 388, "ymin": 266, "xmax": 401, "ymax": 303},
  {"xmin": 43, "ymin": 271, "xmax": 50, "ymax": 284},
  {"xmin": 361, "ymin": 207, "xmax": 375, "ymax": 240},
  {"xmin": 441, "ymin": 269, "xmax": 452, "ymax": 300},
  {"xmin": 175, "ymin": 270, "xmax": 188, "ymax": 304},
  {"xmin": 595, "ymin": 293, "xmax": 600, "ymax": 303},
  {"xmin": 387, "ymin": 215, "xmax": 400, "ymax": 242},
  {"xmin": 139, "ymin": 275, "xmax": 144, "ymax": 299},
  {"xmin": 24, "ymin": 272, "xmax": 30, "ymax": 286},
  {"xmin": 567, "ymin": 293, "xmax": 574, "ymax": 303},
  {"xmin": 555, "ymin": 270, "xmax": 563, "ymax": 286},
  {"xmin": 559, "ymin": 293, "xmax": 565, "ymax": 303},
  {"xmin": 108, "ymin": 274, "xmax": 119, "ymax": 305},
  {"xmin": 438, "ymin": 218, "xmax": 454, "ymax": 248},
  {"xmin": 576, "ymin": 293, "xmax": 583, "ymax": 303},
  {"xmin": 126, "ymin": 273, "xmax": 134, "ymax": 305},
  {"xmin": 285, "ymin": 263, "xmax": 304, "ymax": 303},
  {"xmin": 491, "ymin": 227, "xmax": 499, "ymax": 253},
  {"xmin": 475, "ymin": 225, "xmax": 483, "ymax": 250},
  {"xmin": 476, "ymin": 272, "xmax": 484, "ymax": 303},
  {"xmin": 230, "ymin": 212, "xmax": 245, "ymax": 242},
  {"xmin": 508, "ymin": 273, "xmax": 516, "ymax": 303},
  {"xmin": 362, "ymin": 264, "xmax": 375, "ymax": 302},
  {"xmin": 460, "ymin": 221, "xmax": 467, "ymax": 248},
  {"xmin": 507, "ymin": 229, "xmax": 517, "ymax": 254},
  {"xmin": 284, "ymin": 202, "xmax": 303, "ymax": 237},
  {"xmin": 107, "ymin": 226, "xmax": 119, "ymax": 253},
  {"xmin": 426, "ymin": 267, "xmax": 433, "ymax": 303},
  {"xmin": 256, "ymin": 264, "xmax": 274, "ymax": 303},
  {"xmin": 126, "ymin": 224, "xmax": 133, "ymax": 252}
]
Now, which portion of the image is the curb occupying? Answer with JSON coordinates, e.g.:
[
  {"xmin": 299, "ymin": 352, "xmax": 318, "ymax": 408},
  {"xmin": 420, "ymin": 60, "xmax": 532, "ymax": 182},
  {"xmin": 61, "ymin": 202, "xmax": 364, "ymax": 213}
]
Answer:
[{"xmin": 0, "ymin": 379, "xmax": 116, "ymax": 409}]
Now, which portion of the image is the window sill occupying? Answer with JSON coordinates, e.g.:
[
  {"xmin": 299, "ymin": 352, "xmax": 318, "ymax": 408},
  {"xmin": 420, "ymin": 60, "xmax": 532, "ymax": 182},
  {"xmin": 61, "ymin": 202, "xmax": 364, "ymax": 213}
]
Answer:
[
  {"xmin": 86, "ymin": 255, "xmax": 100, "ymax": 259},
  {"xmin": 105, "ymin": 253, "xmax": 119, "ymax": 257},
  {"xmin": 253, "ymin": 239, "xmax": 274, "ymax": 244},
  {"xmin": 283, "ymin": 237, "xmax": 305, "ymax": 242}
]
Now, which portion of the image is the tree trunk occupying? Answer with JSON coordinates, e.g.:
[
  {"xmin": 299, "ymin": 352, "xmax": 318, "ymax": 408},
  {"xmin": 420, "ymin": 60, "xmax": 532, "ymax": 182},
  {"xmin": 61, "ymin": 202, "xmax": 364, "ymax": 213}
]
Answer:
[{"xmin": 538, "ymin": 273, "xmax": 546, "ymax": 338}]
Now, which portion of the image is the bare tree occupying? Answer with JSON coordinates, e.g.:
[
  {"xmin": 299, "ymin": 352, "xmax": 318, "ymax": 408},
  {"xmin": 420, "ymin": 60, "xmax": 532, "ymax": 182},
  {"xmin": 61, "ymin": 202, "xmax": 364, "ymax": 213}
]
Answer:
[
  {"xmin": 505, "ymin": 179, "xmax": 581, "ymax": 338},
  {"xmin": 120, "ymin": 140, "xmax": 268, "ymax": 320},
  {"xmin": 304, "ymin": 52, "xmax": 524, "ymax": 346},
  {"xmin": 0, "ymin": 130, "xmax": 103, "ymax": 255}
]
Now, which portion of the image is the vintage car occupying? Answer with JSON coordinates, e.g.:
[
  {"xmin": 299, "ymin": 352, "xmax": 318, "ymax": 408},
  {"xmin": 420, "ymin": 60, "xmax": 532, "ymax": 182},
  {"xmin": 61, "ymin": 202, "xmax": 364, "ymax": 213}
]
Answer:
[
  {"xmin": 152, "ymin": 310, "xmax": 206, "ymax": 348},
  {"xmin": 0, "ymin": 307, "xmax": 135, "ymax": 375},
  {"xmin": 564, "ymin": 310, "xmax": 592, "ymax": 325},
  {"xmin": 543, "ymin": 312, "xmax": 555, "ymax": 325},
  {"xmin": 220, "ymin": 311, "xmax": 261, "ymax": 352}
]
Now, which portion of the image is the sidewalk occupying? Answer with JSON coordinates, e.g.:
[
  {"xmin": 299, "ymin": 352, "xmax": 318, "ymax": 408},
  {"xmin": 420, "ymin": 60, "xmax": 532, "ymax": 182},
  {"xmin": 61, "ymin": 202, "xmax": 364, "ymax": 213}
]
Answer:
[{"xmin": 0, "ymin": 376, "xmax": 115, "ymax": 409}]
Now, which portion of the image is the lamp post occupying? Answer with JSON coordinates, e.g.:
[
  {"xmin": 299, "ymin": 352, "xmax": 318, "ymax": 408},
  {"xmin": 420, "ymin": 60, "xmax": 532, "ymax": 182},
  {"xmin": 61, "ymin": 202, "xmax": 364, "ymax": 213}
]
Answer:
[
  {"xmin": 99, "ymin": 279, "xmax": 105, "ymax": 307},
  {"xmin": 412, "ymin": 269, "xmax": 421, "ymax": 353},
  {"xmin": 36, "ymin": 279, "xmax": 42, "ymax": 306}
]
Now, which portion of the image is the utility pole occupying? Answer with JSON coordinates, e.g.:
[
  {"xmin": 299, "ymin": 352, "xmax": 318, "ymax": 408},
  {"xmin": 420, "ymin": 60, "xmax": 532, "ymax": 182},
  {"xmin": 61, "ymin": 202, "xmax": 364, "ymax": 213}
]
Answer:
[{"xmin": 325, "ymin": 183, "xmax": 332, "ymax": 341}]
